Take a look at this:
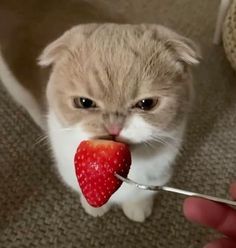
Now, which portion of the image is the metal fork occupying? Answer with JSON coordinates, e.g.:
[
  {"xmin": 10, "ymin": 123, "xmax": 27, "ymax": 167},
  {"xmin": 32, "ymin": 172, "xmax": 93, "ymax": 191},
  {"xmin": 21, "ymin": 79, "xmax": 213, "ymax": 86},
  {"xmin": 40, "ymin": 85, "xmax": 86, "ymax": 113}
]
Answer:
[{"xmin": 115, "ymin": 174, "xmax": 236, "ymax": 207}]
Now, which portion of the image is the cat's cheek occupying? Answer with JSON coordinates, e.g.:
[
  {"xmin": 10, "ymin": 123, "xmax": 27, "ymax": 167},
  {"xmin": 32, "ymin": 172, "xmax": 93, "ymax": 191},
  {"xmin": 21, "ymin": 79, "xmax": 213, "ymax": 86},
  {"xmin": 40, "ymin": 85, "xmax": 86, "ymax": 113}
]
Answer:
[{"xmin": 120, "ymin": 115, "xmax": 154, "ymax": 143}]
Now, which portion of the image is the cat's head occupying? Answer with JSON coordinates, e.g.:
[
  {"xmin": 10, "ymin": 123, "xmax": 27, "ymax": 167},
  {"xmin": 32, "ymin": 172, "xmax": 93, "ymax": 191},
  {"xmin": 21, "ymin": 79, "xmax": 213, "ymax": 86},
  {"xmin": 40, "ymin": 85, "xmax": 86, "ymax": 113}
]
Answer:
[{"xmin": 39, "ymin": 24, "xmax": 200, "ymax": 147}]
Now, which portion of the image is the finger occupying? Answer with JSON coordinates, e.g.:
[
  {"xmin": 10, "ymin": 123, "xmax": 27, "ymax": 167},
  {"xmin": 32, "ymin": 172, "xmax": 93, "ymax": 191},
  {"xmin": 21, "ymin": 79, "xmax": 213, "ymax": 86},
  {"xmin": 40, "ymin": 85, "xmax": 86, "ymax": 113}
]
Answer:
[
  {"xmin": 229, "ymin": 182, "xmax": 236, "ymax": 200},
  {"xmin": 204, "ymin": 238, "xmax": 236, "ymax": 248},
  {"xmin": 183, "ymin": 197, "xmax": 236, "ymax": 238}
]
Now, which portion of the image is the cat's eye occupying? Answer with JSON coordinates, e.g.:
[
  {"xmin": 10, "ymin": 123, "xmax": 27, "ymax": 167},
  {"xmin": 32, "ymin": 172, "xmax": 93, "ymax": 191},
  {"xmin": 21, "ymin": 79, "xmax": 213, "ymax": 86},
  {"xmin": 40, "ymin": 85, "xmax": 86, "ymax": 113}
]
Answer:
[
  {"xmin": 73, "ymin": 97, "xmax": 97, "ymax": 109},
  {"xmin": 134, "ymin": 98, "xmax": 158, "ymax": 111}
]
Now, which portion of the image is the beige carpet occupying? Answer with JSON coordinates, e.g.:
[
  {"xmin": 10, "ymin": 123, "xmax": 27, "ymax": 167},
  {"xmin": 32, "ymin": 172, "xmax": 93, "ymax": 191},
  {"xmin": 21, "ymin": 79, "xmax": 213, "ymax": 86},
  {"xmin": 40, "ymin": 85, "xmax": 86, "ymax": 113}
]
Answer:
[{"xmin": 1, "ymin": 0, "xmax": 236, "ymax": 247}]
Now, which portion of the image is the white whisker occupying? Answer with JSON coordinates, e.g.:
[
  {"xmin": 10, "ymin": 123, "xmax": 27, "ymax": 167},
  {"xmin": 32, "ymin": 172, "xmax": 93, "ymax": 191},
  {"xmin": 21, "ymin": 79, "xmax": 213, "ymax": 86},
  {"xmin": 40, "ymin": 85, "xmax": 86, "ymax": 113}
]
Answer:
[
  {"xmin": 149, "ymin": 135, "xmax": 180, "ymax": 152},
  {"xmin": 33, "ymin": 134, "xmax": 49, "ymax": 147},
  {"xmin": 143, "ymin": 140, "xmax": 155, "ymax": 149}
]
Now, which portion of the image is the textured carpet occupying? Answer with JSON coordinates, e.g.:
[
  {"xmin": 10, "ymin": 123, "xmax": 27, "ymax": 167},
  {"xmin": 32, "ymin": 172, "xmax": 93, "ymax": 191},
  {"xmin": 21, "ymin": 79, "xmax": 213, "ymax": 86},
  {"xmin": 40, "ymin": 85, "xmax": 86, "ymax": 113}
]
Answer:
[{"xmin": 1, "ymin": 0, "xmax": 236, "ymax": 247}]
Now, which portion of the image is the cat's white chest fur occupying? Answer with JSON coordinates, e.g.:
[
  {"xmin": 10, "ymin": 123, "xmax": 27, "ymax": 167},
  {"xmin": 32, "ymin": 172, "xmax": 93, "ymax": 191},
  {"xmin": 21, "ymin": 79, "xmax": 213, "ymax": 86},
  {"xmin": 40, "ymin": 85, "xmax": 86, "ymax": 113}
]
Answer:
[{"xmin": 48, "ymin": 111, "xmax": 182, "ymax": 210}]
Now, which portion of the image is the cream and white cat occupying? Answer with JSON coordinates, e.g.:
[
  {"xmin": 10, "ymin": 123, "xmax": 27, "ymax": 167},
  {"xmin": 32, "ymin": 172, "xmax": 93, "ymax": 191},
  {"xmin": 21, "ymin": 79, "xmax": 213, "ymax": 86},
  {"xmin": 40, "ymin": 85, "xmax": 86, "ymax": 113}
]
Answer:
[{"xmin": 0, "ymin": 3, "xmax": 199, "ymax": 222}]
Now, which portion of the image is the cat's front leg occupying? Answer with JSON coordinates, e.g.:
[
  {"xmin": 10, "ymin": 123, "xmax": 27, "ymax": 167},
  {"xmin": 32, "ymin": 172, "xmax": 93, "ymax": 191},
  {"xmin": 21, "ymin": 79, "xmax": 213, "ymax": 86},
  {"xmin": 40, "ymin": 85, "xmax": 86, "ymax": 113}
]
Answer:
[
  {"xmin": 121, "ymin": 194, "xmax": 155, "ymax": 222},
  {"xmin": 80, "ymin": 195, "xmax": 111, "ymax": 217}
]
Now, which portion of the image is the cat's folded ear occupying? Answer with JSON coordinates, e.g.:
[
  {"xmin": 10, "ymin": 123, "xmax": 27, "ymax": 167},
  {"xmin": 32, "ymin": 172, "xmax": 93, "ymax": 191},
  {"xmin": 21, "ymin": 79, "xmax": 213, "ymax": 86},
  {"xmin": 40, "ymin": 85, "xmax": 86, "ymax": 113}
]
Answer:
[
  {"xmin": 38, "ymin": 24, "xmax": 100, "ymax": 67},
  {"xmin": 38, "ymin": 32, "xmax": 70, "ymax": 67},
  {"xmin": 165, "ymin": 36, "xmax": 201, "ymax": 66},
  {"xmin": 148, "ymin": 24, "xmax": 201, "ymax": 66}
]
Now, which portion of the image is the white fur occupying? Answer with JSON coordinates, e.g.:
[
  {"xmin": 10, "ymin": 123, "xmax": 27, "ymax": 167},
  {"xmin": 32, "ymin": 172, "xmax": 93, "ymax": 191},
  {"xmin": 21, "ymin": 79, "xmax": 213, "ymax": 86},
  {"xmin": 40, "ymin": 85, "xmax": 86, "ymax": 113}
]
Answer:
[
  {"xmin": 121, "ymin": 115, "xmax": 154, "ymax": 143},
  {"xmin": 48, "ymin": 110, "xmax": 183, "ymax": 221},
  {"xmin": 0, "ymin": 51, "xmax": 45, "ymax": 129}
]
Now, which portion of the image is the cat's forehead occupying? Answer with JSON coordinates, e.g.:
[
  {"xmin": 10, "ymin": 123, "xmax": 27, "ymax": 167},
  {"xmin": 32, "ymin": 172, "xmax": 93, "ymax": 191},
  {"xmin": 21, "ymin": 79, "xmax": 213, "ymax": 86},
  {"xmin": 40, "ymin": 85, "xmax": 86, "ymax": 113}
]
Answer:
[
  {"xmin": 42, "ymin": 24, "xmax": 199, "ymax": 90},
  {"xmin": 67, "ymin": 26, "xmax": 178, "ymax": 100},
  {"xmin": 77, "ymin": 51, "xmax": 157, "ymax": 104},
  {"xmin": 81, "ymin": 25, "xmax": 169, "ymax": 73}
]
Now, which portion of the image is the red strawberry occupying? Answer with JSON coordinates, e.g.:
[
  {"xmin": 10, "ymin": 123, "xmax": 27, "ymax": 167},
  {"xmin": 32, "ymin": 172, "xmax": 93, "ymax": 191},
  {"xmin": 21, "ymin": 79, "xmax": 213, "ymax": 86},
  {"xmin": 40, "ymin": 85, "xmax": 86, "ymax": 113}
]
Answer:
[{"xmin": 74, "ymin": 140, "xmax": 131, "ymax": 207}]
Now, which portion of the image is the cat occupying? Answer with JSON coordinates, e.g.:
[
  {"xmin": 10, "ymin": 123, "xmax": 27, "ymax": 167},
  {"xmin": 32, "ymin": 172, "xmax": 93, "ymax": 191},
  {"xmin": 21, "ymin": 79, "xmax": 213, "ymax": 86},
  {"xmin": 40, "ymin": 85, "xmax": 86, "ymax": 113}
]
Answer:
[{"xmin": 0, "ymin": 1, "xmax": 200, "ymax": 222}]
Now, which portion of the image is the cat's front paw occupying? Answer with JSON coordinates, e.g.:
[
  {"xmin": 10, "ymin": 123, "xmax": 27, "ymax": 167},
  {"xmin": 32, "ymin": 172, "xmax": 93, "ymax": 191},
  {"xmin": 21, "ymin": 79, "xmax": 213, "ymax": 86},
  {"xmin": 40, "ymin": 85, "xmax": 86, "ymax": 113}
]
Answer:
[
  {"xmin": 80, "ymin": 195, "xmax": 110, "ymax": 217},
  {"xmin": 122, "ymin": 197, "xmax": 154, "ymax": 222}
]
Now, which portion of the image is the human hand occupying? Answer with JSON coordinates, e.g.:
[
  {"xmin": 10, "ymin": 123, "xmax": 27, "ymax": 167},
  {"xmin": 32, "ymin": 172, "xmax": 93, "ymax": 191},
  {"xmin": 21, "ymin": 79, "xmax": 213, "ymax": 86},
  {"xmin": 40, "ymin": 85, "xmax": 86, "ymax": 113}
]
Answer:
[{"xmin": 183, "ymin": 182, "xmax": 236, "ymax": 248}]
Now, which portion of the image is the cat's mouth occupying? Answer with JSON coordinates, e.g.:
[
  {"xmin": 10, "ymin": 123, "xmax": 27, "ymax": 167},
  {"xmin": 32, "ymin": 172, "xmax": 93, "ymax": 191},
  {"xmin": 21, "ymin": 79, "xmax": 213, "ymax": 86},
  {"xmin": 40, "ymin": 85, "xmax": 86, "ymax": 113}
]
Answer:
[
  {"xmin": 93, "ymin": 135, "xmax": 135, "ymax": 146},
  {"xmin": 96, "ymin": 135, "xmax": 117, "ymax": 141}
]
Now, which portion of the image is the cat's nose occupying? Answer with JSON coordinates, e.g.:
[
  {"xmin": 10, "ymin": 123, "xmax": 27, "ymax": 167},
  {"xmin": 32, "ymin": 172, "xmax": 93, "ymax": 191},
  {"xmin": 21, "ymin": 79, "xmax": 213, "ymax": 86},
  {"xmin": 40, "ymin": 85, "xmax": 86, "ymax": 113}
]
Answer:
[{"xmin": 105, "ymin": 124, "xmax": 122, "ymax": 136}]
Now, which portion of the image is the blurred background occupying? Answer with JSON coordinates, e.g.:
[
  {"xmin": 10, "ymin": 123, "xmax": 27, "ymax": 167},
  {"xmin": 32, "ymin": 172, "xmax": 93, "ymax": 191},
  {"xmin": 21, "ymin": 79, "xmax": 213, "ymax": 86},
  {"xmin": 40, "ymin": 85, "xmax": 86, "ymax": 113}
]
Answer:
[{"xmin": 0, "ymin": 1, "xmax": 236, "ymax": 247}]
